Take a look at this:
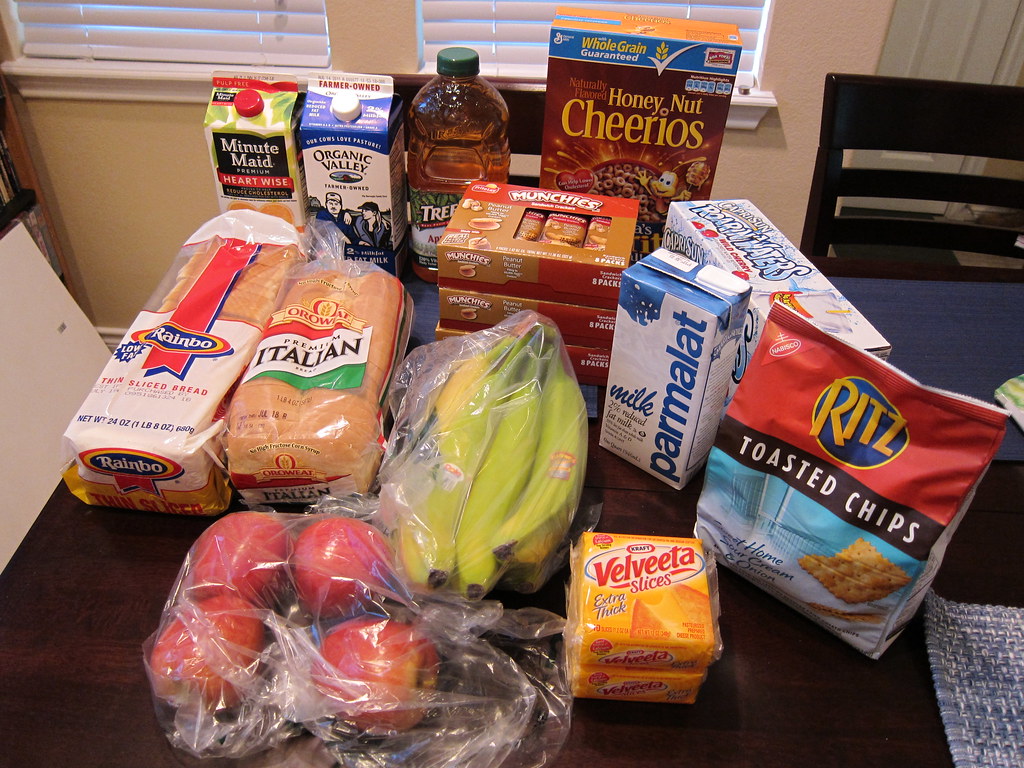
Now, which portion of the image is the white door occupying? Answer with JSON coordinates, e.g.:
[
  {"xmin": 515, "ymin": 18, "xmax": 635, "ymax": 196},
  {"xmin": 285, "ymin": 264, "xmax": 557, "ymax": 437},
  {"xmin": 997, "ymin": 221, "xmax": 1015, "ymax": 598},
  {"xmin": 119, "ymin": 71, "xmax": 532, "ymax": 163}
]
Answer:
[{"xmin": 847, "ymin": 0, "xmax": 1024, "ymax": 214}]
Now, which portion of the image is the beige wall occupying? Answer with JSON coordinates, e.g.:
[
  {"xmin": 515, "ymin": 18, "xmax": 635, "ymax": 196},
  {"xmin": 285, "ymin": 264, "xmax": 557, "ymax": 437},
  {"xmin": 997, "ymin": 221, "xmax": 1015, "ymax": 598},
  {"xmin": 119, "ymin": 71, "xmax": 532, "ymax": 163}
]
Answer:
[{"xmin": 3, "ymin": 0, "xmax": 896, "ymax": 329}]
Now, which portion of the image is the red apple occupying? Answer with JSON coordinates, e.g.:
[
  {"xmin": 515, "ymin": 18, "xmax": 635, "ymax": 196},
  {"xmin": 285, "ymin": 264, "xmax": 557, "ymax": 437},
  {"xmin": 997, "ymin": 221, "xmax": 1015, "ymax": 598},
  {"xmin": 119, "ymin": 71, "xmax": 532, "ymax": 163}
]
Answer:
[
  {"xmin": 186, "ymin": 511, "xmax": 290, "ymax": 606},
  {"xmin": 148, "ymin": 593, "xmax": 265, "ymax": 710},
  {"xmin": 291, "ymin": 516, "xmax": 404, "ymax": 618},
  {"xmin": 314, "ymin": 615, "xmax": 440, "ymax": 733}
]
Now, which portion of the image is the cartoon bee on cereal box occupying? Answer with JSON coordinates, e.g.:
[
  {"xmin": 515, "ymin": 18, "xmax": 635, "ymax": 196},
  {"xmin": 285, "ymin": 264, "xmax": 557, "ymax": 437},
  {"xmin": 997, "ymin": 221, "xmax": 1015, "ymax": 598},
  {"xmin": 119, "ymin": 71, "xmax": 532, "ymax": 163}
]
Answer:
[{"xmin": 637, "ymin": 160, "xmax": 712, "ymax": 215}]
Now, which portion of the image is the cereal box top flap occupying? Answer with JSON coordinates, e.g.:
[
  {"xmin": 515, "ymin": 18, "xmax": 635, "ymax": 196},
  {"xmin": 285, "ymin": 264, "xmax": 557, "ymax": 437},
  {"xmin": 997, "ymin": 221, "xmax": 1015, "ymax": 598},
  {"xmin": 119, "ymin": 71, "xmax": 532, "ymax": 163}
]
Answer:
[
  {"xmin": 301, "ymin": 72, "xmax": 403, "ymax": 142},
  {"xmin": 553, "ymin": 6, "xmax": 742, "ymax": 46}
]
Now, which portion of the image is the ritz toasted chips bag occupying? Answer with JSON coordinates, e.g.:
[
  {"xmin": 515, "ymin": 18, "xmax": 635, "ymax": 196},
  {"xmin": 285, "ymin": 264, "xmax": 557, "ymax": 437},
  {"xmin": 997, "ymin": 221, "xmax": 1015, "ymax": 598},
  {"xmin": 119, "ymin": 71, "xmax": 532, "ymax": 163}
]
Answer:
[{"xmin": 695, "ymin": 303, "xmax": 1007, "ymax": 658}]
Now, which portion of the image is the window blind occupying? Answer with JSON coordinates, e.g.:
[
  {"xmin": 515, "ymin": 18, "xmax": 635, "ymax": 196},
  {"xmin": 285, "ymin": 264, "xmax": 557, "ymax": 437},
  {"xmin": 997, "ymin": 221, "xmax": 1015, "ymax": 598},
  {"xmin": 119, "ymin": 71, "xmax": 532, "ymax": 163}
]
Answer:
[
  {"xmin": 422, "ymin": 0, "xmax": 771, "ymax": 89},
  {"xmin": 12, "ymin": 0, "xmax": 330, "ymax": 67}
]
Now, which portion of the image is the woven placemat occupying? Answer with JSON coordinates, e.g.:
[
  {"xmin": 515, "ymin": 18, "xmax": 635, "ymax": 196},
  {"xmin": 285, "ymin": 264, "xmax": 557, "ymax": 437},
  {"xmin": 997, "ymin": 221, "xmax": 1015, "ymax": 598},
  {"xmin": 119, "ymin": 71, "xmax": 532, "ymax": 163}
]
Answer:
[{"xmin": 924, "ymin": 592, "xmax": 1024, "ymax": 768}]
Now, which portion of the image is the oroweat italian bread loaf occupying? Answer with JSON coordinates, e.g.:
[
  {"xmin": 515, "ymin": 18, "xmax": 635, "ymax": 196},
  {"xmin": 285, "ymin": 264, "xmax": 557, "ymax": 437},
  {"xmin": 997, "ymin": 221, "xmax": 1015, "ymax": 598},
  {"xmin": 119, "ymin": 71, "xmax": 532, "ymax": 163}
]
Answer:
[
  {"xmin": 62, "ymin": 210, "xmax": 304, "ymax": 515},
  {"xmin": 224, "ymin": 259, "xmax": 413, "ymax": 503}
]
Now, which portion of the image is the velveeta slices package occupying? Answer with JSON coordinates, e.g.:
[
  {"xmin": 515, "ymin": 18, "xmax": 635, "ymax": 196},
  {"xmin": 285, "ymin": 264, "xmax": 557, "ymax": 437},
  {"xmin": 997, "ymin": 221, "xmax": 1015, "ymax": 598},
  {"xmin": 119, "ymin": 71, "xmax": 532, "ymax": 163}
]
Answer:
[
  {"xmin": 61, "ymin": 211, "xmax": 304, "ymax": 515},
  {"xmin": 566, "ymin": 532, "xmax": 722, "ymax": 703},
  {"xmin": 663, "ymin": 199, "xmax": 891, "ymax": 403},
  {"xmin": 600, "ymin": 248, "xmax": 750, "ymax": 488}
]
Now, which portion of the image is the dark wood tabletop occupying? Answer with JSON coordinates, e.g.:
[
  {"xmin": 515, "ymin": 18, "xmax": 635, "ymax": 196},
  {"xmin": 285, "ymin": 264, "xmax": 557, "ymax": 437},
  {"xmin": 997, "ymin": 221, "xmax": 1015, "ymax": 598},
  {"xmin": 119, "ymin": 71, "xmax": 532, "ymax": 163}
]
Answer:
[
  {"xmin": 2, "ymin": 271, "xmax": 1021, "ymax": 768},
  {"xmin": 1, "ymin": 417, "xmax": 1021, "ymax": 768}
]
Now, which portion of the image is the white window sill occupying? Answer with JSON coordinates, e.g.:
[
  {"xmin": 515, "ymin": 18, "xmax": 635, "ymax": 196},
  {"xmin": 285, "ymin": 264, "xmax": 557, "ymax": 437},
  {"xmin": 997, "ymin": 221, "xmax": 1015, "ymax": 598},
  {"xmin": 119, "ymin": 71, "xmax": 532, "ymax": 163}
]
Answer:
[{"xmin": 1, "ymin": 58, "xmax": 777, "ymax": 130}]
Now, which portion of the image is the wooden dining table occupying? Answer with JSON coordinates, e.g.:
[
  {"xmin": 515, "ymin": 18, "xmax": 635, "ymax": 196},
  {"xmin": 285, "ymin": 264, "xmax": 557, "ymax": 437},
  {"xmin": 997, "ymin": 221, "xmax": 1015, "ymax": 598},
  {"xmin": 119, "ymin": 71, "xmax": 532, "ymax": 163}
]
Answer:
[{"xmin": 1, "ymin": 271, "xmax": 1021, "ymax": 768}]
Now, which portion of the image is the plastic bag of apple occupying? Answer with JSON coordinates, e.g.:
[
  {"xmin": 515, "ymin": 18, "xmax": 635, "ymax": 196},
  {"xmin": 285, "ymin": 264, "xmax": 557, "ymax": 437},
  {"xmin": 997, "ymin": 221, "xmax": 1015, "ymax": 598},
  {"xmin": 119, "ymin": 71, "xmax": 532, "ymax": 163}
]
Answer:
[{"xmin": 144, "ymin": 497, "xmax": 572, "ymax": 764}]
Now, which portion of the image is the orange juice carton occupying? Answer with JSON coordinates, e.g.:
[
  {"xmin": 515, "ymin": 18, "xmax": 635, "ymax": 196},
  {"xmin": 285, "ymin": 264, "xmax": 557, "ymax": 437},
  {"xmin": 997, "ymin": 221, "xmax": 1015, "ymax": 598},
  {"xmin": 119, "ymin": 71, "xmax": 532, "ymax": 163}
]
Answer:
[
  {"xmin": 436, "ymin": 181, "xmax": 638, "ymax": 309},
  {"xmin": 540, "ymin": 8, "xmax": 742, "ymax": 258},
  {"xmin": 300, "ymin": 72, "xmax": 408, "ymax": 275},
  {"xmin": 566, "ymin": 532, "xmax": 722, "ymax": 702},
  {"xmin": 434, "ymin": 322, "xmax": 611, "ymax": 385},
  {"xmin": 664, "ymin": 199, "xmax": 892, "ymax": 403},
  {"xmin": 205, "ymin": 72, "xmax": 306, "ymax": 229},
  {"xmin": 600, "ymin": 249, "xmax": 750, "ymax": 489},
  {"xmin": 438, "ymin": 286, "xmax": 617, "ymax": 348}
]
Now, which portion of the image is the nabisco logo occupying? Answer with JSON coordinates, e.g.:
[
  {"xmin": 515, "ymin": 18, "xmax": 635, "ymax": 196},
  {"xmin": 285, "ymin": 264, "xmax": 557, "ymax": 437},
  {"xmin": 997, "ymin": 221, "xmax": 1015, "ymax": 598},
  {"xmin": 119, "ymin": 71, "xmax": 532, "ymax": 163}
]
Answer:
[
  {"xmin": 769, "ymin": 332, "xmax": 801, "ymax": 359},
  {"xmin": 585, "ymin": 543, "xmax": 703, "ymax": 592}
]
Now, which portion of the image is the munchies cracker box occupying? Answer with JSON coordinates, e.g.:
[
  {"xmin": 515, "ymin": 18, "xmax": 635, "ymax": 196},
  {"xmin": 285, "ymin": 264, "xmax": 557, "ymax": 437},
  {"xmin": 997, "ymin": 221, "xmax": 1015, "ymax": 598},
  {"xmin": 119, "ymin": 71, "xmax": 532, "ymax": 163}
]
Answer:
[
  {"xmin": 438, "ymin": 286, "xmax": 617, "ymax": 348},
  {"xmin": 664, "ymin": 199, "xmax": 891, "ymax": 404},
  {"xmin": 566, "ymin": 532, "xmax": 722, "ymax": 703},
  {"xmin": 436, "ymin": 181, "xmax": 638, "ymax": 309},
  {"xmin": 540, "ymin": 8, "xmax": 742, "ymax": 258}
]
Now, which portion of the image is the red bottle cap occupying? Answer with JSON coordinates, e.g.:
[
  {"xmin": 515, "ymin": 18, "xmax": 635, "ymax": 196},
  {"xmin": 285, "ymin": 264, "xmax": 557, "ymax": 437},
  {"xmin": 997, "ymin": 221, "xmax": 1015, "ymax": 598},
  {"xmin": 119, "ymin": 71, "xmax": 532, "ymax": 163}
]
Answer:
[{"xmin": 234, "ymin": 89, "xmax": 264, "ymax": 118}]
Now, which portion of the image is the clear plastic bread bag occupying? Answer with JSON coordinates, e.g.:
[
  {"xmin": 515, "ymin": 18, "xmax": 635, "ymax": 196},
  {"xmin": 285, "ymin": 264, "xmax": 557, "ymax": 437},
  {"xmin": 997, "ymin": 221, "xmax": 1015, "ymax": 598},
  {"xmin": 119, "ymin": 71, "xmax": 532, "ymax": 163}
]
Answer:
[
  {"xmin": 378, "ymin": 310, "xmax": 601, "ymax": 601},
  {"xmin": 222, "ymin": 218, "xmax": 414, "ymax": 505},
  {"xmin": 143, "ymin": 497, "xmax": 573, "ymax": 765}
]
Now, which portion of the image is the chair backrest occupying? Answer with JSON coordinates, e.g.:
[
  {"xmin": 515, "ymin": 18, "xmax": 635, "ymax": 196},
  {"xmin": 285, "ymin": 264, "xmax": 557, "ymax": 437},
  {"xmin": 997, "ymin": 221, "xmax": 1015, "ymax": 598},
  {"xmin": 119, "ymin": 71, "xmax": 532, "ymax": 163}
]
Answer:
[{"xmin": 800, "ymin": 73, "xmax": 1024, "ymax": 280}]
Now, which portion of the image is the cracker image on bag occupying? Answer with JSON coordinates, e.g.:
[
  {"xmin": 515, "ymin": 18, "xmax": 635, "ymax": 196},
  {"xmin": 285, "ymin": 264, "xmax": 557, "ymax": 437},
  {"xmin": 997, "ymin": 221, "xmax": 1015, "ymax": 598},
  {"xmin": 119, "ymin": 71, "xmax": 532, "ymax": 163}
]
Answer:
[
  {"xmin": 695, "ymin": 303, "xmax": 1007, "ymax": 658},
  {"xmin": 799, "ymin": 538, "xmax": 911, "ymax": 604}
]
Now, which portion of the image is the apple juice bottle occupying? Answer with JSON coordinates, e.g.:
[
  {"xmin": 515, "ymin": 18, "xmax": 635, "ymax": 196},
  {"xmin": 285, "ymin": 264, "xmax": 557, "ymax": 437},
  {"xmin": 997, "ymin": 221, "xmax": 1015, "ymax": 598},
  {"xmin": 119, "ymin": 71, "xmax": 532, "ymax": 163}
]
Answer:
[{"xmin": 407, "ymin": 47, "xmax": 510, "ymax": 282}]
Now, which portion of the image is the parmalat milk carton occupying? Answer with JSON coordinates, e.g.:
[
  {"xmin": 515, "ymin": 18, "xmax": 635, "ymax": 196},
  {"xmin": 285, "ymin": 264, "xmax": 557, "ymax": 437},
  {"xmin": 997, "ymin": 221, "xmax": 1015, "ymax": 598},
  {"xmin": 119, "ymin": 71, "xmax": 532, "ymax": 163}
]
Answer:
[{"xmin": 600, "ymin": 248, "xmax": 750, "ymax": 489}]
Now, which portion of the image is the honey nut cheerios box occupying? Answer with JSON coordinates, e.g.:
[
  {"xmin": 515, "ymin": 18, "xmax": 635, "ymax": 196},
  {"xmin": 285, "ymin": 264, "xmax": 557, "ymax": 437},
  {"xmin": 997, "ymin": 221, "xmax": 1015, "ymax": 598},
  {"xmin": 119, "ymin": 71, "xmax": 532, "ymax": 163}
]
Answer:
[
  {"xmin": 540, "ymin": 8, "xmax": 742, "ymax": 259},
  {"xmin": 566, "ymin": 531, "xmax": 723, "ymax": 703}
]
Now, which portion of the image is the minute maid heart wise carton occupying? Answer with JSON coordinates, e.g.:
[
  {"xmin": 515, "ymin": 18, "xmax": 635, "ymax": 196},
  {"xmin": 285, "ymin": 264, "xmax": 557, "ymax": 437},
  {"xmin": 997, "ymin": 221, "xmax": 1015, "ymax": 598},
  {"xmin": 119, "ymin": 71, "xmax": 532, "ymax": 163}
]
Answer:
[
  {"xmin": 205, "ymin": 72, "xmax": 307, "ymax": 230},
  {"xmin": 540, "ymin": 8, "xmax": 742, "ymax": 259}
]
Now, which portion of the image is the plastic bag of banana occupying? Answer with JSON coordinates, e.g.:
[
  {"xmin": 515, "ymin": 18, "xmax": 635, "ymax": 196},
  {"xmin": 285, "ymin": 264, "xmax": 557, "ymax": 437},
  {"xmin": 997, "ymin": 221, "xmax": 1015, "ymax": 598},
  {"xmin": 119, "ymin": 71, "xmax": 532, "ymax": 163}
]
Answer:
[{"xmin": 379, "ymin": 311, "xmax": 594, "ymax": 599}]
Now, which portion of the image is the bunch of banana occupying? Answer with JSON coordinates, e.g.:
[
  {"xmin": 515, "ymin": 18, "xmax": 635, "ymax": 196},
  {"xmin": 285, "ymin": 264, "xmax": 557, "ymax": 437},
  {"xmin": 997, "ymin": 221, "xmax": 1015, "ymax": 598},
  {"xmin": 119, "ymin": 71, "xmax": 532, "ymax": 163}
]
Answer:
[{"xmin": 385, "ymin": 312, "xmax": 588, "ymax": 599}]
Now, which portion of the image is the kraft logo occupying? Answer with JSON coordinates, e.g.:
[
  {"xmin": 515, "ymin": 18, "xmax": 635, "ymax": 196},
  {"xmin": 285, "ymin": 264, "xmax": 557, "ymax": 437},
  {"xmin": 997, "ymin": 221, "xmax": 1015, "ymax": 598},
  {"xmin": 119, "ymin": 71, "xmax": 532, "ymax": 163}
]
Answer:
[
  {"xmin": 80, "ymin": 448, "xmax": 183, "ymax": 495},
  {"xmin": 809, "ymin": 376, "xmax": 909, "ymax": 469},
  {"xmin": 133, "ymin": 322, "xmax": 231, "ymax": 357}
]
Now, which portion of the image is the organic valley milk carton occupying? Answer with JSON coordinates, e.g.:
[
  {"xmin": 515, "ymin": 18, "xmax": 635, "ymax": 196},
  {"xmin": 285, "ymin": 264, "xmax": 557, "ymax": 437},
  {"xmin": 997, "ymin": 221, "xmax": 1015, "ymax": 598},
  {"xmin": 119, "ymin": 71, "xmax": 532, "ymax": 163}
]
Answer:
[
  {"xmin": 663, "ymin": 199, "xmax": 891, "ymax": 403},
  {"xmin": 205, "ymin": 72, "xmax": 306, "ymax": 229},
  {"xmin": 600, "ymin": 248, "xmax": 749, "ymax": 489},
  {"xmin": 300, "ymin": 72, "xmax": 408, "ymax": 275}
]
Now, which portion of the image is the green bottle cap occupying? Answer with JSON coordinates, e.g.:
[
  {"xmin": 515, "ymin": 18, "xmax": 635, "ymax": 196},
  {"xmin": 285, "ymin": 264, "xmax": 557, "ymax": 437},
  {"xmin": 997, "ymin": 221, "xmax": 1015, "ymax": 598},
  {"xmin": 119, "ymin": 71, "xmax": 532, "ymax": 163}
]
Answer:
[{"xmin": 437, "ymin": 47, "xmax": 480, "ymax": 77}]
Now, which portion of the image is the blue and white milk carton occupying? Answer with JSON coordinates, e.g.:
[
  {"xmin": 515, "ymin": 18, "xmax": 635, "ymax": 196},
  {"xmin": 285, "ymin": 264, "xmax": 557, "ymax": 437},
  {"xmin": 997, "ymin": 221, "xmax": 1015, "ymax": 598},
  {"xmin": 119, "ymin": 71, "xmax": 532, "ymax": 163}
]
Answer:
[
  {"xmin": 600, "ymin": 249, "xmax": 751, "ymax": 489},
  {"xmin": 300, "ymin": 72, "xmax": 408, "ymax": 274}
]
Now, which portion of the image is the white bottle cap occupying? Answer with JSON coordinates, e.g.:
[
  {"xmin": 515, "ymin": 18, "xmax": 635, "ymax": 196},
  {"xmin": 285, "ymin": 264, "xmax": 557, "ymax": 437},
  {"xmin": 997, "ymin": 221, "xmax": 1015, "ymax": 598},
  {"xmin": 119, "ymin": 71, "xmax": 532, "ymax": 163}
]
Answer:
[{"xmin": 331, "ymin": 91, "xmax": 362, "ymax": 122}]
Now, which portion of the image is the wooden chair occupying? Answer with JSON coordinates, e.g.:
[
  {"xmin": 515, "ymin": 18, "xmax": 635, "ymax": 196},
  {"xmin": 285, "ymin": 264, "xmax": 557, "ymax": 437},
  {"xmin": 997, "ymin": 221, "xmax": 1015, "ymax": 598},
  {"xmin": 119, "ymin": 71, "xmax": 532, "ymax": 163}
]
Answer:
[{"xmin": 800, "ymin": 73, "xmax": 1024, "ymax": 281}]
